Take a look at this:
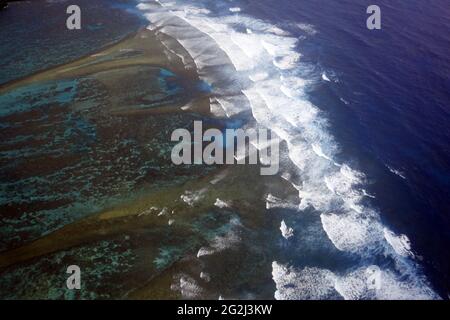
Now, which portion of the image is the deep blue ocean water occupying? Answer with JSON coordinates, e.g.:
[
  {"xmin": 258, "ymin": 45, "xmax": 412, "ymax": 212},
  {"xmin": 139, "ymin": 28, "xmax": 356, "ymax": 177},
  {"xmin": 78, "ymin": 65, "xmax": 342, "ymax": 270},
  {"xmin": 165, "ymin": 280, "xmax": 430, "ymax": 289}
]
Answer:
[{"xmin": 241, "ymin": 0, "xmax": 450, "ymax": 296}]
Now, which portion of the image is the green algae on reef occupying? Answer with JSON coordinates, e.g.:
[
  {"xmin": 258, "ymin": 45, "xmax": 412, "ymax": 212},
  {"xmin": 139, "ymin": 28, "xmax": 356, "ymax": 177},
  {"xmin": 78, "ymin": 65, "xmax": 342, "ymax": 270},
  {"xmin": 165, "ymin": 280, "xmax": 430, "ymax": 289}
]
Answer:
[
  {"xmin": 0, "ymin": 239, "xmax": 136, "ymax": 300},
  {"xmin": 0, "ymin": 26, "xmax": 298, "ymax": 299},
  {"xmin": 0, "ymin": 162, "xmax": 297, "ymax": 299},
  {"xmin": 0, "ymin": 28, "xmax": 213, "ymax": 251}
]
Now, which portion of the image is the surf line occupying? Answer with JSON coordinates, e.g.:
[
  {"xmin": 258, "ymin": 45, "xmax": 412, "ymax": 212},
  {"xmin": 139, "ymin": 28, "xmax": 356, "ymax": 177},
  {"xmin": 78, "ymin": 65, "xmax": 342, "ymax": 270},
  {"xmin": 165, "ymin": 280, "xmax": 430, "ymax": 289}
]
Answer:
[{"xmin": 171, "ymin": 121, "xmax": 280, "ymax": 176}]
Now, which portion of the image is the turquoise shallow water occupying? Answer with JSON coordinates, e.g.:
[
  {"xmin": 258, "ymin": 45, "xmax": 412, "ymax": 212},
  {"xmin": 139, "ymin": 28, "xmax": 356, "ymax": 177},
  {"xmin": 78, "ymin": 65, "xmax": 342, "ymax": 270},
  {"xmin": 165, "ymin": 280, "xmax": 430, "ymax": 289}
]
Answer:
[
  {"xmin": 0, "ymin": 65, "xmax": 210, "ymax": 252},
  {"xmin": 0, "ymin": 0, "xmax": 241, "ymax": 300},
  {"xmin": 0, "ymin": 205, "xmax": 250, "ymax": 299},
  {"xmin": 0, "ymin": 80, "xmax": 79, "ymax": 117}
]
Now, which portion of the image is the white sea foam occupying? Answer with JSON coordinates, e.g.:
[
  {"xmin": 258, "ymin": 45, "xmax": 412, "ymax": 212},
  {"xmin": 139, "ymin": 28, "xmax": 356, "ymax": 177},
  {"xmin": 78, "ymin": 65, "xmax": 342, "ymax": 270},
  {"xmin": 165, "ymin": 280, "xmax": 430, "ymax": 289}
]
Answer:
[
  {"xmin": 266, "ymin": 193, "xmax": 297, "ymax": 210},
  {"xmin": 322, "ymin": 72, "xmax": 331, "ymax": 82},
  {"xmin": 383, "ymin": 228, "xmax": 414, "ymax": 258},
  {"xmin": 320, "ymin": 212, "xmax": 382, "ymax": 254},
  {"xmin": 312, "ymin": 143, "xmax": 334, "ymax": 162},
  {"xmin": 197, "ymin": 217, "xmax": 241, "ymax": 258},
  {"xmin": 171, "ymin": 274, "xmax": 205, "ymax": 299},
  {"xmin": 295, "ymin": 23, "xmax": 318, "ymax": 36},
  {"xmin": 181, "ymin": 189, "xmax": 207, "ymax": 206},
  {"xmin": 137, "ymin": 0, "xmax": 438, "ymax": 299},
  {"xmin": 214, "ymin": 198, "xmax": 230, "ymax": 208},
  {"xmin": 273, "ymin": 262, "xmax": 439, "ymax": 300},
  {"xmin": 334, "ymin": 266, "xmax": 438, "ymax": 300},
  {"xmin": 280, "ymin": 220, "xmax": 294, "ymax": 239},
  {"xmin": 387, "ymin": 165, "xmax": 407, "ymax": 180},
  {"xmin": 158, "ymin": 207, "xmax": 169, "ymax": 216},
  {"xmin": 340, "ymin": 97, "xmax": 349, "ymax": 105},
  {"xmin": 138, "ymin": 206, "xmax": 158, "ymax": 217},
  {"xmin": 272, "ymin": 262, "xmax": 339, "ymax": 300}
]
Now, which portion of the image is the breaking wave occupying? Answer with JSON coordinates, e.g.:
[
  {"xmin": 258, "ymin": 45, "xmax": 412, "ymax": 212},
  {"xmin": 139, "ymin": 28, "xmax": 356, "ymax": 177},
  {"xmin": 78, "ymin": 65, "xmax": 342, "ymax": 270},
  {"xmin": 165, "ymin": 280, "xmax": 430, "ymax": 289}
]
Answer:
[{"xmin": 136, "ymin": 0, "xmax": 439, "ymax": 299}]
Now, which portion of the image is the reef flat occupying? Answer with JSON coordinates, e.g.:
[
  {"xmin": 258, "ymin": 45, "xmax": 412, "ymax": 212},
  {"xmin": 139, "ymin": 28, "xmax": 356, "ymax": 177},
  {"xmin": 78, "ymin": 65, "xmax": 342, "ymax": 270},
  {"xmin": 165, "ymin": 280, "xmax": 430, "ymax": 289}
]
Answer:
[
  {"xmin": 0, "ymin": 28, "xmax": 214, "ymax": 251},
  {"xmin": 0, "ymin": 26, "xmax": 297, "ymax": 299}
]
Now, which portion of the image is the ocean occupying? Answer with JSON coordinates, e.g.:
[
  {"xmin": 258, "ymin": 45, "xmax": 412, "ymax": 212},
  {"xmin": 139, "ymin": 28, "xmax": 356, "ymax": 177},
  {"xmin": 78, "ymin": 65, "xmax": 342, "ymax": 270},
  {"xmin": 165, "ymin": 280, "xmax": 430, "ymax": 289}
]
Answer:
[
  {"xmin": 246, "ymin": 0, "xmax": 450, "ymax": 298},
  {"xmin": 0, "ymin": 0, "xmax": 449, "ymax": 299},
  {"xmin": 134, "ymin": 0, "xmax": 450, "ymax": 299}
]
